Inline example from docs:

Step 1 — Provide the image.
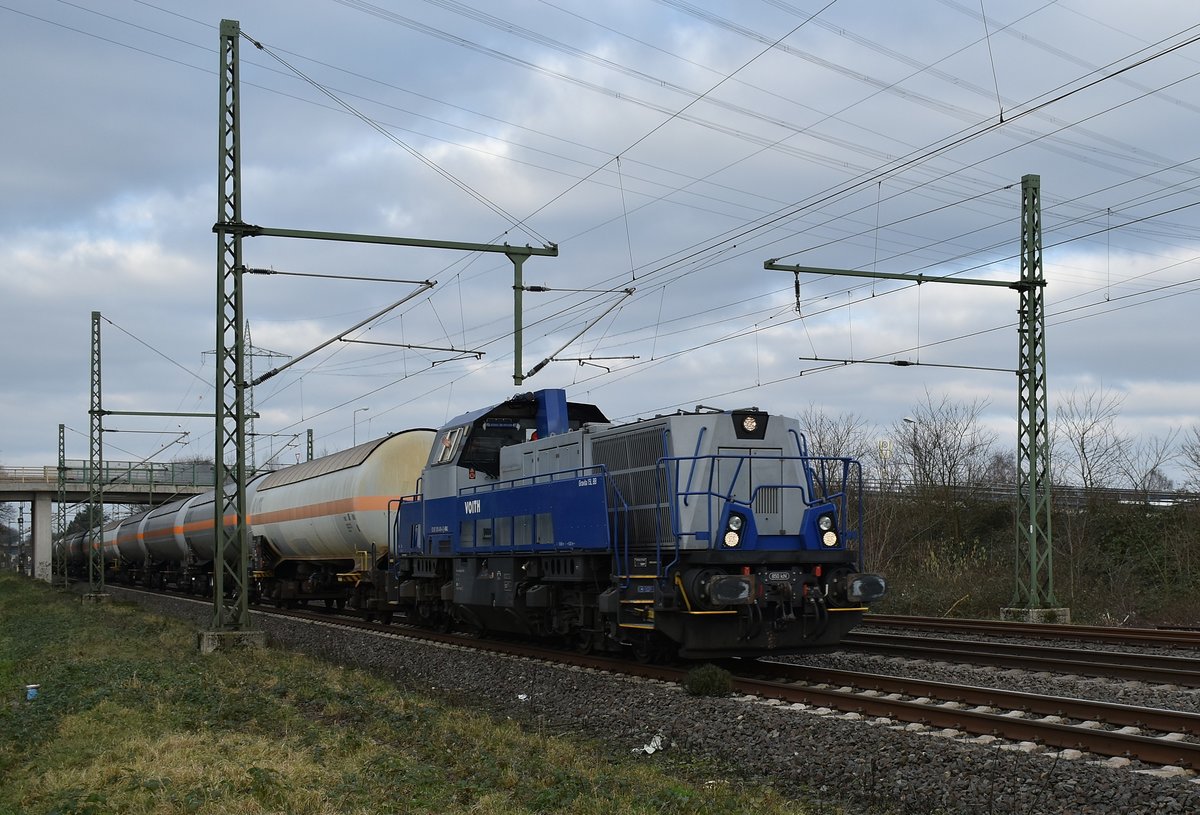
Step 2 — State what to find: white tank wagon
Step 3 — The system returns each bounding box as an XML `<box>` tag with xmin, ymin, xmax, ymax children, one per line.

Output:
<box><xmin>180</xmin><ymin>476</ymin><xmax>266</xmax><ymax>567</ymax></box>
<box><xmin>129</xmin><ymin>493</ymin><xmax>209</xmax><ymax>589</ymax></box>
<box><xmin>250</xmin><ymin>429</ymin><xmax>434</xmax><ymax>610</ymax></box>
<box><xmin>141</xmin><ymin>495</ymin><xmax>198</xmax><ymax>565</ymax></box>
<box><xmin>113</xmin><ymin>511</ymin><xmax>150</xmax><ymax>567</ymax></box>
<box><xmin>100</xmin><ymin>516</ymin><xmax>123</xmax><ymax>566</ymax></box>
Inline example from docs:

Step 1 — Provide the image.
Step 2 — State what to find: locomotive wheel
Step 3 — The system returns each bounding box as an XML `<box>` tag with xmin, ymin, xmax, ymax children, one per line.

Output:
<box><xmin>572</xmin><ymin>630</ymin><xmax>595</xmax><ymax>654</ymax></box>
<box><xmin>631</xmin><ymin>632</ymin><xmax>676</xmax><ymax>664</ymax></box>
<box><xmin>631</xmin><ymin>634</ymin><xmax>656</xmax><ymax>664</ymax></box>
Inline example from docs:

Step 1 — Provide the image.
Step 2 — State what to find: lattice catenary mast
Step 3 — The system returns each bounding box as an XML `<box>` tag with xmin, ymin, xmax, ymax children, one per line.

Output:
<box><xmin>765</xmin><ymin>174</ymin><xmax>1055</xmax><ymax>615</ymax></box>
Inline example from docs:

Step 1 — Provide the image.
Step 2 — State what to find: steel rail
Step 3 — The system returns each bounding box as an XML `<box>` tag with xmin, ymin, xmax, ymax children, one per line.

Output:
<box><xmin>865</xmin><ymin>614</ymin><xmax>1200</xmax><ymax>648</ymax></box>
<box><xmin>726</xmin><ymin>672</ymin><xmax>1200</xmax><ymax>768</ymax></box>
<box><xmin>746</xmin><ymin>661</ymin><xmax>1200</xmax><ymax>735</ymax></box>
<box><xmin>840</xmin><ymin>632</ymin><xmax>1200</xmax><ymax>686</ymax></box>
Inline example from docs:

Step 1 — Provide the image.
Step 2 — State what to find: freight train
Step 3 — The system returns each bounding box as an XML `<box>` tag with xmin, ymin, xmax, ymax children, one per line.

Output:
<box><xmin>64</xmin><ymin>389</ymin><xmax>885</xmax><ymax>658</ymax></box>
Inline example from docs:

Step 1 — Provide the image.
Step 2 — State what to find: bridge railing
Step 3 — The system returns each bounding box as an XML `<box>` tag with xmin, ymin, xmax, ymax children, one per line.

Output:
<box><xmin>0</xmin><ymin>460</ymin><xmax>217</xmax><ymax>489</ymax></box>
<box><xmin>863</xmin><ymin>479</ymin><xmax>1199</xmax><ymax>507</ymax></box>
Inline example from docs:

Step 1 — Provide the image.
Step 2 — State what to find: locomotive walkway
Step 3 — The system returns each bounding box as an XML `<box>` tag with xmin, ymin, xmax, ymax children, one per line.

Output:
<box><xmin>0</xmin><ymin>460</ymin><xmax>213</xmax><ymax>582</ymax></box>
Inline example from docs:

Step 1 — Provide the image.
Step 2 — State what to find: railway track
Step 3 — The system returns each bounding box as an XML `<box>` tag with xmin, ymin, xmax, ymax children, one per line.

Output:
<box><xmin>319</xmin><ymin>611</ymin><xmax>1200</xmax><ymax>769</ymax></box>
<box><xmin>866</xmin><ymin>613</ymin><xmax>1200</xmax><ymax>649</ymax></box>
<box><xmin>105</xmin><ymin>587</ymin><xmax>1200</xmax><ymax>770</ymax></box>
<box><xmin>840</xmin><ymin>631</ymin><xmax>1200</xmax><ymax>687</ymax></box>
<box><xmin>730</xmin><ymin>661</ymin><xmax>1200</xmax><ymax>770</ymax></box>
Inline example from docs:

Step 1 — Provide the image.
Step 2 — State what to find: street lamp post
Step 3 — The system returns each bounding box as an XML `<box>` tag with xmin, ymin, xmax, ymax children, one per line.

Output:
<box><xmin>353</xmin><ymin>407</ymin><xmax>370</xmax><ymax>446</ymax></box>
<box><xmin>903</xmin><ymin>416</ymin><xmax>919</xmax><ymax>487</ymax></box>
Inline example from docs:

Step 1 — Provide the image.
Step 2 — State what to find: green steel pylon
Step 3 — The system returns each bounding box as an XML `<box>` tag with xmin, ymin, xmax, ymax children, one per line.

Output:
<box><xmin>764</xmin><ymin>173</ymin><xmax>1054</xmax><ymax>611</ymax></box>
<box><xmin>1011</xmin><ymin>174</ymin><xmax>1055</xmax><ymax>608</ymax></box>
<box><xmin>87</xmin><ymin>311</ymin><xmax>105</xmax><ymax>594</ymax></box>
<box><xmin>212</xmin><ymin>18</ymin><xmax>252</xmax><ymax>631</ymax></box>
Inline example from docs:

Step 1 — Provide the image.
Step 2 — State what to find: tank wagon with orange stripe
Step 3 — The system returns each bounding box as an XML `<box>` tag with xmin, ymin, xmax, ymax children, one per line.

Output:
<box><xmin>70</xmin><ymin>430</ymin><xmax>434</xmax><ymax>611</ymax></box>
<box><xmin>389</xmin><ymin>389</ymin><xmax>886</xmax><ymax>659</ymax></box>
<box><xmin>250</xmin><ymin>429</ymin><xmax>433</xmax><ymax>609</ymax></box>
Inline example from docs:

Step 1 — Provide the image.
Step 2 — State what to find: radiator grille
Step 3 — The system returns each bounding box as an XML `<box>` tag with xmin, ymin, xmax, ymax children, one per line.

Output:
<box><xmin>592</xmin><ymin>427</ymin><xmax>670</xmax><ymax>552</ymax></box>
<box><xmin>754</xmin><ymin>486</ymin><xmax>780</xmax><ymax>515</ymax></box>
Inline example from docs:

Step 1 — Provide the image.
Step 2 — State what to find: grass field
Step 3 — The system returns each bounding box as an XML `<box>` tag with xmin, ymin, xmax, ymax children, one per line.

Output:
<box><xmin>0</xmin><ymin>574</ymin><xmax>829</xmax><ymax>815</ymax></box>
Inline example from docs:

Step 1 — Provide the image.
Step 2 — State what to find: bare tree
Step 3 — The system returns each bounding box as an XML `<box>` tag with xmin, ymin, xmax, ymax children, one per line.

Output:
<box><xmin>798</xmin><ymin>405</ymin><xmax>873</xmax><ymax>460</ymax></box>
<box><xmin>1054</xmin><ymin>388</ymin><xmax>1128</xmax><ymax>488</ymax></box>
<box><xmin>896</xmin><ymin>391</ymin><xmax>998</xmax><ymax>491</ymax></box>
<box><xmin>981</xmin><ymin>449</ymin><xmax>1017</xmax><ymax>486</ymax></box>
<box><xmin>1180</xmin><ymin>425</ymin><xmax>1200</xmax><ymax>491</ymax></box>
<box><xmin>1118</xmin><ymin>429</ymin><xmax>1179</xmax><ymax>493</ymax></box>
<box><xmin>886</xmin><ymin>391</ymin><xmax>999</xmax><ymax>550</ymax></box>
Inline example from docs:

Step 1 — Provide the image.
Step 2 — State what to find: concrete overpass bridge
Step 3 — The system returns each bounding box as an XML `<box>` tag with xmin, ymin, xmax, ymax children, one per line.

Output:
<box><xmin>0</xmin><ymin>460</ymin><xmax>215</xmax><ymax>580</ymax></box>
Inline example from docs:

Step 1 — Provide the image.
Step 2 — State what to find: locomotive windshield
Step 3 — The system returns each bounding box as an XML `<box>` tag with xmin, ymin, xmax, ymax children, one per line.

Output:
<box><xmin>458</xmin><ymin>418</ymin><xmax>526</xmax><ymax>478</ymax></box>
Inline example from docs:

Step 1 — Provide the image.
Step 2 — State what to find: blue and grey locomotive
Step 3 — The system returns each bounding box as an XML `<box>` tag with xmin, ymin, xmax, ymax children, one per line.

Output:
<box><xmin>389</xmin><ymin>389</ymin><xmax>885</xmax><ymax>658</ymax></box>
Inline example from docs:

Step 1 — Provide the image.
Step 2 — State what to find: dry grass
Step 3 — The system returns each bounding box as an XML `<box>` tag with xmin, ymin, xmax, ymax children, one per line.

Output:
<box><xmin>0</xmin><ymin>575</ymin><xmax>835</xmax><ymax>815</ymax></box>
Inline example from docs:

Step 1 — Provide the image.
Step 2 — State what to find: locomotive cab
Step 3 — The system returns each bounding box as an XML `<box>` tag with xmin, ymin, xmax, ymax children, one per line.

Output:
<box><xmin>420</xmin><ymin>390</ymin><xmax>609</xmax><ymax>500</ymax></box>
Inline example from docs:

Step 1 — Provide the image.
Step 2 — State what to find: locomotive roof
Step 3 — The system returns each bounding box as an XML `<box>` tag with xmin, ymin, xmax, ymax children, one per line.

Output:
<box><xmin>442</xmin><ymin>390</ymin><xmax>608</xmax><ymax>430</ymax></box>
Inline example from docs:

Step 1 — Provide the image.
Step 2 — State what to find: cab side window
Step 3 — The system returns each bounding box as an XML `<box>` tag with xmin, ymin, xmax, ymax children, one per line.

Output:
<box><xmin>435</xmin><ymin>427</ymin><xmax>466</xmax><ymax>465</ymax></box>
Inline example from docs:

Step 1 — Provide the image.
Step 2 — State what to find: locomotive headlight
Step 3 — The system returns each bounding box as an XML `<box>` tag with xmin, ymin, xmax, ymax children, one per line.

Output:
<box><xmin>741</xmin><ymin>415</ymin><xmax>758</xmax><ymax>433</ymax></box>
<box><xmin>723</xmin><ymin>512</ymin><xmax>745</xmax><ymax>546</ymax></box>
<box><xmin>822</xmin><ymin>531</ymin><xmax>839</xmax><ymax>547</ymax></box>
<box><xmin>817</xmin><ymin>513</ymin><xmax>835</xmax><ymax>532</ymax></box>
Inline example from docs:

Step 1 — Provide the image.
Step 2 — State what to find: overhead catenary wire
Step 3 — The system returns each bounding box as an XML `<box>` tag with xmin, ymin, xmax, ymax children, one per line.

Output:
<box><xmin>9</xmin><ymin>0</ymin><xmax>1200</xmax><ymax>453</ymax></box>
<box><xmin>240</xmin><ymin>29</ymin><xmax>551</xmax><ymax>247</ymax></box>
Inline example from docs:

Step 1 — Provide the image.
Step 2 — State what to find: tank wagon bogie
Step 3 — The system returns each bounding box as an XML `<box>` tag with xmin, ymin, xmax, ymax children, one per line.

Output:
<box><xmin>390</xmin><ymin>389</ymin><xmax>885</xmax><ymax>658</ymax></box>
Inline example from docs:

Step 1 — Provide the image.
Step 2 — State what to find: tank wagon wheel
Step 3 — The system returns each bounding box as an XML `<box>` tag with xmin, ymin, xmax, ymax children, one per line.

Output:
<box><xmin>378</xmin><ymin>611</ymin><xmax>394</xmax><ymax>625</ymax></box>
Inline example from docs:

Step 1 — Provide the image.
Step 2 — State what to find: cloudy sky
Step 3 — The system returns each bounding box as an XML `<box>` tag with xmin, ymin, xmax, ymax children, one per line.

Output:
<box><xmin>2</xmin><ymin>0</ymin><xmax>1198</xmax><ymax>484</ymax></box>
